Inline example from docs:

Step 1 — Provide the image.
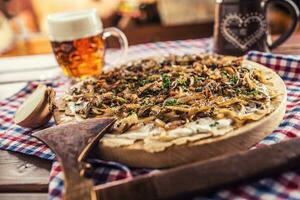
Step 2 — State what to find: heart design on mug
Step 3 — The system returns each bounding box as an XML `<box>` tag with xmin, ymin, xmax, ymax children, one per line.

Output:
<box><xmin>221</xmin><ymin>13</ymin><xmax>267</xmax><ymax>50</ymax></box>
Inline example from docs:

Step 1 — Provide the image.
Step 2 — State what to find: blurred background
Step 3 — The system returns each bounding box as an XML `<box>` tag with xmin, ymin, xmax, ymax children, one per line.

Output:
<box><xmin>0</xmin><ymin>0</ymin><xmax>299</xmax><ymax>57</ymax></box>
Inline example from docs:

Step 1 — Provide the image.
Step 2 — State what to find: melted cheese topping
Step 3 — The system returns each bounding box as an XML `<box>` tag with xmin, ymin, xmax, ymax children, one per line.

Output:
<box><xmin>100</xmin><ymin>117</ymin><xmax>233</xmax><ymax>153</ymax></box>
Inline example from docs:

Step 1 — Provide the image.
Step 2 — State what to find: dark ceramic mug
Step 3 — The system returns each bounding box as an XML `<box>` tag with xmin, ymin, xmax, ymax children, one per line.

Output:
<box><xmin>214</xmin><ymin>0</ymin><xmax>299</xmax><ymax>56</ymax></box>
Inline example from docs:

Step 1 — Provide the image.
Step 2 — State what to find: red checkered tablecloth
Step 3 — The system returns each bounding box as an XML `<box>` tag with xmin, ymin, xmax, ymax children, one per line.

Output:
<box><xmin>1</xmin><ymin>39</ymin><xmax>300</xmax><ymax>200</ymax></box>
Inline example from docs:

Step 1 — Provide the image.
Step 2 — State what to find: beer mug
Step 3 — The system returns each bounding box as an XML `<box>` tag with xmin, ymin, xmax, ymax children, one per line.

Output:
<box><xmin>214</xmin><ymin>0</ymin><xmax>299</xmax><ymax>56</ymax></box>
<box><xmin>47</xmin><ymin>9</ymin><xmax>128</xmax><ymax>77</ymax></box>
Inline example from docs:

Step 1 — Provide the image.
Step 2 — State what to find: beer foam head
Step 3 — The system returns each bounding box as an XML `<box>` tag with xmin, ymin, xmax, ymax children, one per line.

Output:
<box><xmin>46</xmin><ymin>9</ymin><xmax>103</xmax><ymax>42</ymax></box>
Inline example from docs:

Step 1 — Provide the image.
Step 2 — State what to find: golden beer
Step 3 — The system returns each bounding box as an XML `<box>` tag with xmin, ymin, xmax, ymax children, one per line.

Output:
<box><xmin>47</xmin><ymin>9</ymin><xmax>128</xmax><ymax>78</ymax></box>
<box><xmin>51</xmin><ymin>34</ymin><xmax>105</xmax><ymax>77</ymax></box>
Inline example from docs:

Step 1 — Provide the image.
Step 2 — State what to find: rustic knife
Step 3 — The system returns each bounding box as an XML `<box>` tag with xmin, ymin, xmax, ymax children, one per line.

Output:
<box><xmin>33</xmin><ymin>118</ymin><xmax>115</xmax><ymax>200</ymax></box>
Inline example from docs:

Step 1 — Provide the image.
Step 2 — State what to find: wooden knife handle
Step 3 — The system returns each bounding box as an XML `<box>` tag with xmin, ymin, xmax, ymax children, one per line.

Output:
<box><xmin>93</xmin><ymin>137</ymin><xmax>300</xmax><ymax>200</ymax></box>
<box><xmin>33</xmin><ymin>118</ymin><xmax>115</xmax><ymax>200</ymax></box>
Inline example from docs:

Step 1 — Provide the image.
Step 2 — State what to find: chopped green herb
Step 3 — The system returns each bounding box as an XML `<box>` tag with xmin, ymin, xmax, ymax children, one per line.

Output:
<box><xmin>182</xmin><ymin>85</ymin><xmax>189</xmax><ymax>92</ymax></box>
<box><xmin>235</xmin><ymin>88</ymin><xmax>242</xmax><ymax>94</ymax></box>
<box><xmin>138</xmin><ymin>79</ymin><xmax>146</xmax><ymax>86</ymax></box>
<box><xmin>210</xmin><ymin>121</ymin><xmax>220</xmax><ymax>127</ymax></box>
<box><xmin>247</xmin><ymin>89</ymin><xmax>259</xmax><ymax>96</ymax></box>
<box><xmin>128</xmin><ymin>110</ymin><xmax>136</xmax><ymax>115</ymax></box>
<box><xmin>195</xmin><ymin>76</ymin><xmax>206</xmax><ymax>82</ymax></box>
<box><xmin>222</xmin><ymin>71</ymin><xmax>230</xmax><ymax>77</ymax></box>
<box><xmin>162</xmin><ymin>74</ymin><xmax>171</xmax><ymax>89</ymax></box>
<box><xmin>230</xmin><ymin>75</ymin><xmax>239</xmax><ymax>84</ymax></box>
<box><xmin>164</xmin><ymin>99</ymin><xmax>178</xmax><ymax>106</ymax></box>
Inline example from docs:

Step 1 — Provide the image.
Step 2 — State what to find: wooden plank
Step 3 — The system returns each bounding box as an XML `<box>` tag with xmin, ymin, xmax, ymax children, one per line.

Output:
<box><xmin>272</xmin><ymin>33</ymin><xmax>300</xmax><ymax>55</ymax></box>
<box><xmin>0</xmin><ymin>150</ymin><xmax>51</xmax><ymax>192</ymax></box>
<box><xmin>94</xmin><ymin>137</ymin><xmax>300</xmax><ymax>200</ymax></box>
<box><xmin>273</xmin><ymin>46</ymin><xmax>300</xmax><ymax>55</ymax></box>
<box><xmin>0</xmin><ymin>193</ymin><xmax>48</xmax><ymax>200</ymax></box>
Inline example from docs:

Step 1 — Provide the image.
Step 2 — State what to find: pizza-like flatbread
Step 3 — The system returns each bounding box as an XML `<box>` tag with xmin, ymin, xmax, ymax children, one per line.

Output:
<box><xmin>54</xmin><ymin>54</ymin><xmax>285</xmax><ymax>165</ymax></box>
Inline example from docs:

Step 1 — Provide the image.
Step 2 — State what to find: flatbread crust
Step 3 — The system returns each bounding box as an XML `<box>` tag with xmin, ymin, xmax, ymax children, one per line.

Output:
<box><xmin>54</xmin><ymin>59</ymin><xmax>286</xmax><ymax>168</ymax></box>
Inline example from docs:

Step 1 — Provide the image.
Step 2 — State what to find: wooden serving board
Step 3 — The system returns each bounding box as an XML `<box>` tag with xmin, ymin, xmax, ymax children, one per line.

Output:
<box><xmin>54</xmin><ymin>61</ymin><xmax>287</xmax><ymax>168</ymax></box>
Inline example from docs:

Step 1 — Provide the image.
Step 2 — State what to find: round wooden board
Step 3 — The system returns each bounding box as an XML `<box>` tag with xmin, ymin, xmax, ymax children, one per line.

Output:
<box><xmin>54</xmin><ymin>60</ymin><xmax>287</xmax><ymax>169</ymax></box>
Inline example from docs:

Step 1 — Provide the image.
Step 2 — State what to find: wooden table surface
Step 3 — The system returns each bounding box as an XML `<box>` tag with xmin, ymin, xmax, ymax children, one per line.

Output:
<box><xmin>0</xmin><ymin>34</ymin><xmax>299</xmax><ymax>200</ymax></box>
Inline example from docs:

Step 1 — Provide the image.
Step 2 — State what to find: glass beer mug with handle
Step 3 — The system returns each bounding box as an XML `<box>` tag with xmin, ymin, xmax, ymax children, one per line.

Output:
<box><xmin>47</xmin><ymin>9</ymin><xmax>128</xmax><ymax>77</ymax></box>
